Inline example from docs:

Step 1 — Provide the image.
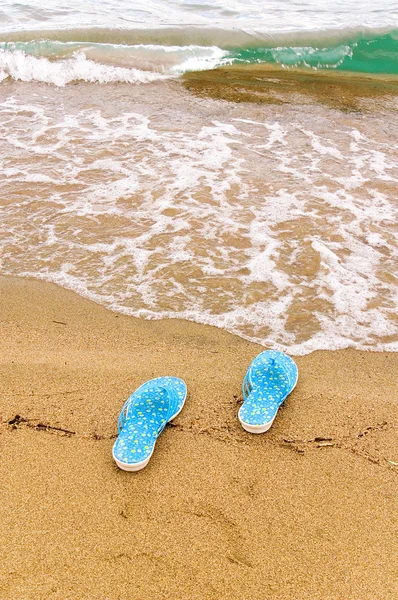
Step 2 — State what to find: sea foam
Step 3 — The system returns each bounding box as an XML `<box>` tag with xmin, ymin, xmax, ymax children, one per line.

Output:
<box><xmin>0</xmin><ymin>49</ymin><xmax>168</xmax><ymax>85</ymax></box>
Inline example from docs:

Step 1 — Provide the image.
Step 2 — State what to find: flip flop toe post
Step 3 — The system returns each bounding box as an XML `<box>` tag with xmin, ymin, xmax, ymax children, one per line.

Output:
<box><xmin>239</xmin><ymin>351</ymin><xmax>298</xmax><ymax>434</ymax></box>
<box><xmin>112</xmin><ymin>376</ymin><xmax>187</xmax><ymax>471</ymax></box>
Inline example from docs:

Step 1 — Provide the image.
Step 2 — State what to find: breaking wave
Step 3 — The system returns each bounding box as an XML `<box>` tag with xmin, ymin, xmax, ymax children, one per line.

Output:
<box><xmin>0</xmin><ymin>27</ymin><xmax>397</xmax><ymax>86</ymax></box>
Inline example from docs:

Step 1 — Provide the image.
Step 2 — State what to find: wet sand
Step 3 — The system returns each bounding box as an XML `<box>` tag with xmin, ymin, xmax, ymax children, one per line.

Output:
<box><xmin>2</xmin><ymin>78</ymin><xmax>397</xmax><ymax>353</ymax></box>
<box><xmin>183</xmin><ymin>64</ymin><xmax>398</xmax><ymax>112</ymax></box>
<box><xmin>0</xmin><ymin>275</ymin><xmax>397</xmax><ymax>600</ymax></box>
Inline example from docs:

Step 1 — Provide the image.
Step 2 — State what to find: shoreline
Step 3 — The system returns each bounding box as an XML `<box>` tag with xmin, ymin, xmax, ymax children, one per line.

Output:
<box><xmin>0</xmin><ymin>274</ymin><xmax>397</xmax><ymax>599</ymax></box>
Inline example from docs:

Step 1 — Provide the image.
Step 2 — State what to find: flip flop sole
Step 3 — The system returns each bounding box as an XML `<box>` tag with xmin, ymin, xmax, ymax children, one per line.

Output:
<box><xmin>113</xmin><ymin>450</ymin><xmax>154</xmax><ymax>472</ymax></box>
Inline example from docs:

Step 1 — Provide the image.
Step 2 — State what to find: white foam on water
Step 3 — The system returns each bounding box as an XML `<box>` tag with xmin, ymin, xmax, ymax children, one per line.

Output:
<box><xmin>0</xmin><ymin>42</ymin><xmax>234</xmax><ymax>85</ymax></box>
<box><xmin>0</xmin><ymin>49</ymin><xmax>168</xmax><ymax>86</ymax></box>
<box><xmin>0</xmin><ymin>92</ymin><xmax>397</xmax><ymax>354</ymax></box>
<box><xmin>169</xmin><ymin>46</ymin><xmax>230</xmax><ymax>73</ymax></box>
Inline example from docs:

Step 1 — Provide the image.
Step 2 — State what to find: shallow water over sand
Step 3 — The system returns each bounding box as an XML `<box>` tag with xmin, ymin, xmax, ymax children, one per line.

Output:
<box><xmin>0</xmin><ymin>71</ymin><xmax>397</xmax><ymax>353</ymax></box>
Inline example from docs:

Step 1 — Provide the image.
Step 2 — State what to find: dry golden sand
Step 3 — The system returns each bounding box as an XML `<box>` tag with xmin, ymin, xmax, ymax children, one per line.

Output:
<box><xmin>0</xmin><ymin>275</ymin><xmax>397</xmax><ymax>600</ymax></box>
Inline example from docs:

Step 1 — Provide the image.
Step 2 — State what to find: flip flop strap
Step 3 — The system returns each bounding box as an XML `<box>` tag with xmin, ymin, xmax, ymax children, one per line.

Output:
<box><xmin>141</xmin><ymin>380</ymin><xmax>180</xmax><ymax>419</ymax></box>
<box><xmin>118</xmin><ymin>383</ymin><xmax>180</xmax><ymax>434</ymax></box>
<box><xmin>242</xmin><ymin>370</ymin><xmax>252</xmax><ymax>402</ymax></box>
<box><xmin>243</xmin><ymin>353</ymin><xmax>297</xmax><ymax>401</ymax></box>
<box><xmin>243</xmin><ymin>355</ymin><xmax>276</xmax><ymax>401</ymax></box>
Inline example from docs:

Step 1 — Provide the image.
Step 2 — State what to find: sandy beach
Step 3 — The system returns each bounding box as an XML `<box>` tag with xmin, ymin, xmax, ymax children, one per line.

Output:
<box><xmin>1</xmin><ymin>1</ymin><xmax>397</xmax><ymax>598</ymax></box>
<box><xmin>0</xmin><ymin>274</ymin><xmax>396</xmax><ymax>599</ymax></box>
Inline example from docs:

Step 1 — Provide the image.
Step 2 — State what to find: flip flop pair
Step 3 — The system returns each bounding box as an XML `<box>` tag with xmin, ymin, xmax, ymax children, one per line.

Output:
<box><xmin>112</xmin><ymin>351</ymin><xmax>298</xmax><ymax>471</ymax></box>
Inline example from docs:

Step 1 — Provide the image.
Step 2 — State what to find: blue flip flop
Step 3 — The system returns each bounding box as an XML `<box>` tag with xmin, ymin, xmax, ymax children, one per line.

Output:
<box><xmin>112</xmin><ymin>376</ymin><xmax>187</xmax><ymax>471</ymax></box>
<box><xmin>239</xmin><ymin>351</ymin><xmax>298</xmax><ymax>433</ymax></box>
